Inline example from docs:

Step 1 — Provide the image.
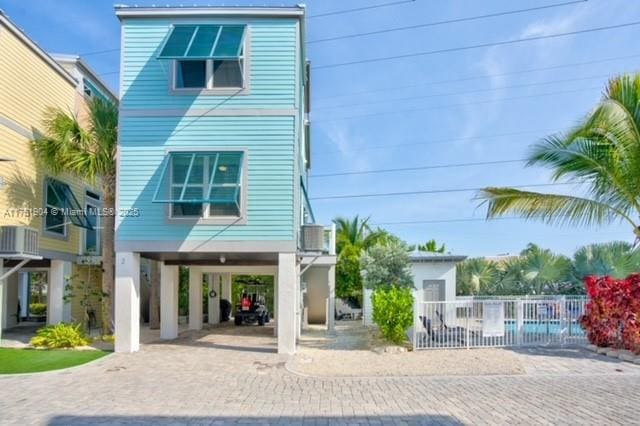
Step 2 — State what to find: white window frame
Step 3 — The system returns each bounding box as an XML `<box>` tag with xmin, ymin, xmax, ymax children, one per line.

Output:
<box><xmin>83</xmin><ymin>194</ymin><xmax>102</xmax><ymax>256</ymax></box>
<box><xmin>169</xmin><ymin>27</ymin><xmax>251</xmax><ymax>96</ymax></box>
<box><xmin>167</xmin><ymin>150</ymin><xmax>248</xmax><ymax>225</ymax></box>
<box><xmin>43</xmin><ymin>178</ymin><xmax>68</xmax><ymax>239</ymax></box>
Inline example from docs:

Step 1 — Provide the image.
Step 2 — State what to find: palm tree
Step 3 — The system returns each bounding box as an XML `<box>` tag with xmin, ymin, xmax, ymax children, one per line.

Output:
<box><xmin>572</xmin><ymin>241</ymin><xmax>640</xmax><ymax>281</ymax></box>
<box><xmin>333</xmin><ymin>215</ymin><xmax>385</xmax><ymax>252</ymax></box>
<box><xmin>512</xmin><ymin>244</ymin><xmax>572</xmax><ymax>295</ymax></box>
<box><xmin>479</xmin><ymin>74</ymin><xmax>640</xmax><ymax>240</ymax></box>
<box><xmin>456</xmin><ymin>258</ymin><xmax>500</xmax><ymax>295</ymax></box>
<box><xmin>417</xmin><ymin>239</ymin><xmax>446</xmax><ymax>253</ymax></box>
<box><xmin>31</xmin><ymin>97</ymin><xmax>117</xmax><ymax>334</ymax></box>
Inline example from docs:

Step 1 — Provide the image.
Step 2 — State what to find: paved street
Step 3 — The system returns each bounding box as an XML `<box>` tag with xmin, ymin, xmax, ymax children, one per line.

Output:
<box><xmin>1</xmin><ymin>324</ymin><xmax>639</xmax><ymax>425</ymax></box>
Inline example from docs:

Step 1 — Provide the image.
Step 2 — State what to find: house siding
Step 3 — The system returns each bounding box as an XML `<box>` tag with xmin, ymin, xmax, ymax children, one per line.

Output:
<box><xmin>117</xmin><ymin>17</ymin><xmax>301</xmax><ymax>245</ymax></box>
<box><xmin>0</xmin><ymin>19</ymin><xmax>101</xmax><ymax>257</ymax></box>
<box><xmin>120</xmin><ymin>19</ymin><xmax>297</xmax><ymax>110</ymax></box>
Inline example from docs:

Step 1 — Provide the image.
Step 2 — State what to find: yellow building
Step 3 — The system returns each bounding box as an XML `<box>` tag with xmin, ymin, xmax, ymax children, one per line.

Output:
<box><xmin>0</xmin><ymin>10</ymin><xmax>117</xmax><ymax>336</ymax></box>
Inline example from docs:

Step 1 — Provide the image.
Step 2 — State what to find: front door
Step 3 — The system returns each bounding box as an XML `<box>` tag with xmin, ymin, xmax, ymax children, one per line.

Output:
<box><xmin>422</xmin><ymin>279</ymin><xmax>445</xmax><ymax>302</ymax></box>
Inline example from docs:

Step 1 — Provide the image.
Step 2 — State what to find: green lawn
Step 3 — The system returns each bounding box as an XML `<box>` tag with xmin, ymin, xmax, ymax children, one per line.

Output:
<box><xmin>0</xmin><ymin>348</ymin><xmax>110</xmax><ymax>374</ymax></box>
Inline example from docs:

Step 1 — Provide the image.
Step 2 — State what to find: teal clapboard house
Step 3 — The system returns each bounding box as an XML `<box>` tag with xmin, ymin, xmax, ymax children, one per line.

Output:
<box><xmin>114</xmin><ymin>5</ymin><xmax>336</xmax><ymax>355</ymax></box>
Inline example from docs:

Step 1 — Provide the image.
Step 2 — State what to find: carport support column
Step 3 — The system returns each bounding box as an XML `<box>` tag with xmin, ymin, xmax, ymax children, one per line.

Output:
<box><xmin>207</xmin><ymin>273</ymin><xmax>220</xmax><ymax>325</ymax></box>
<box><xmin>48</xmin><ymin>260</ymin><xmax>72</xmax><ymax>325</ymax></box>
<box><xmin>115</xmin><ymin>252</ymin><xmax>141</xmax><ymax>353</ymax></box>
<box><xmin>160</xmin><ymin>263</ymin><xmax>179</xmax><ymax>340</ymax></box>
<box><xmin>327</xmin><ymin>265</ymin><xmax>336</xmax><ymax>332</ymax></box>
<box><xmin>0</xmin><ymin>260</ymin><xmax>4</xmax><ymax>341</ymax></box>
<box><xmin>277</xmin><ymin>253</ymin><xmax>297</xmax><ymax>354</ymax></box>
<box><xmin>189</xmin><ymin>267</ymin><xmax>203</xmax><ymax>330</ymax></box>
<box><xmin>221</xmin><ymin>272</ymin><xmax>231</xmax><ymax>302</ymax></box>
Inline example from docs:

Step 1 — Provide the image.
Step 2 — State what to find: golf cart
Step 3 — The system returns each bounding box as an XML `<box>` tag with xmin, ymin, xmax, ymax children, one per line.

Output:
<box><xmin>234</xmin><ymin>284</ymin><xmax>270</xmax><ymax>326</ymax></box>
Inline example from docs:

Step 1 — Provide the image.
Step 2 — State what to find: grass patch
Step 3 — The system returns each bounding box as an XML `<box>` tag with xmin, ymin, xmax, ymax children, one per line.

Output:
<box><xmin>0</xmin><ymin>348</ymin><xmax>109</xmax><ymax>374</ymax></box>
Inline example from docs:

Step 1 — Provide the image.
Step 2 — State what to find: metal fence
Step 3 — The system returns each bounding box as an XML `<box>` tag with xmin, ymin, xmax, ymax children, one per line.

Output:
<box><xmin>414</xmin><ymin>296</ymin><xmax>588</xmax><ymax>350</ymax></box>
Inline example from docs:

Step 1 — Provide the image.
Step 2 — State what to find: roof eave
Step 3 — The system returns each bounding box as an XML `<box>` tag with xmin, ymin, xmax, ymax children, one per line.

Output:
<box><xmin>115</xmin><ymin>6</ymin><xmax>305</xmax><ymax>20</ymax></box>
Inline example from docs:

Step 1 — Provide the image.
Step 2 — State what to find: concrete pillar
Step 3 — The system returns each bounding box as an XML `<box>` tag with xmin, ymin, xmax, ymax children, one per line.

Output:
<box><xmin>19</xmin><ymin>272</ymin><xmax>28</xmax><ymax>318</ymax></box>
<box><xmin>220</xmin><ymin>272</ymin><xmax>231</xmax><ymax>302</ymax></box>
<box><xmin>189</xmin><ymin>267</ymin><xmax>203</xmax><ymax>330</ymax></box>
<box><xmin>0</xmin><ymin>260</ymin><xmax>4</xmax><ymax>339</ymax></box>
<box><xmin>48</xmin><ymin>260</ymin><xmax>71</xmax><ymax>325</ymax></box>
<box><xmin>115</xmin><ymin>252</ymin><xmax>141</xmax><ymax>353</ymax></box>
<box><xmin>327</xmin><ymin>265</ymin><xmax>335</xmax><ymax>332</ymax></box>
<box><xmin>160</xmin><ymin>263</ymin><xmax>179</xmax><ymax>340</ymax></box>
<box><xmin>277</xmin><ymin>253</ymin><xmax>297</xmax><ymax>354</ymax></box>
<box><xmin>207</xmin><ymin>273</ymin><xmax>220</xmax><ymax>325</ymax></box>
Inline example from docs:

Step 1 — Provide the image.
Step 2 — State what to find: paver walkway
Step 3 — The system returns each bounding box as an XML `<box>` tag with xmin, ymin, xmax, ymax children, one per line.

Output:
<box><xmin>1</xmin><ymin>322</ymin><xmax>639</xmax><ymax>425</ymax></box>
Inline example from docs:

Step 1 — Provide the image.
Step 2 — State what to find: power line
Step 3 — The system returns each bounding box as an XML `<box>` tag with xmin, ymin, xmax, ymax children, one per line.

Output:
<box><xmin>314</xmin><ymin>73</ymin><xmax>616</xmax><ymax>111</ymax></box>
<box><xmin>314</xmin><ymin>53</ymin><xmax>640</xmax><ymax>101</ymax></box>
<box><xmin>313</xmin><ymin>21</ymin><xmax>640</xmax><ymax>70</ymax></box>
<box><xmin>372</xmin><ymin>216</ymin><xmax>532</xmax><ymax>226</ymax></box>
<box><xmin>81</xmin><ymin>48</ymin><xmax>119</xmax><ymax>57</ymax></box>
<box><xmin>311</xmin><ymin>182</ymin><xmax>578</xmax><ymax>200</ymax></box>
<box><xmin>315</xmin><ymin>127</ymin><xmax>562</xmax><ymax>155</ymax></box>
<box><xmin>308</xmin><ymin>0</ymin><xmax>416</xmax><ymax>19</ymax></box>
<box><xmin>311</xmin><ymin>159</ymin><xmax>526</xmax><ymax>178</ymax></box>
<box><xmin>308</xmin><ymin>0</ymin><xmax>587</xmax><ymax>43</ymax></box>
<box><xmin>314</xmin><ymin>86</ymin><xmax>600</xmax><ymax>123</ymax></box>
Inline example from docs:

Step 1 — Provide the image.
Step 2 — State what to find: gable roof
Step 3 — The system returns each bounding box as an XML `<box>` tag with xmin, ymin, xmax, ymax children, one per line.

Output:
<box><xmin>0</xmin><ymin>9</ymin><xmax>76</xmax><ymax>86</ymax></box>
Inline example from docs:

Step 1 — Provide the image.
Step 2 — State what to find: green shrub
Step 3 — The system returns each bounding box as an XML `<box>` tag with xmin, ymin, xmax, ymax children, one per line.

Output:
<box><xmin>372</xmin><ymin>286</ymin><xmax>414</xmax><ymax>344</ymax></box>
<box><xmin>29</xmin><ymin>303</ymin><xmax>47</xmax><ymax>316</ymax></box>
<box><xmin>30</xmin><ymin>323</ymin><xmax>90</xmax><ymax>349</ymax></box>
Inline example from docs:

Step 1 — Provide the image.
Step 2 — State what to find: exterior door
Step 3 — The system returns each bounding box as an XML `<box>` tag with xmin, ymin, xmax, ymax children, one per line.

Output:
<box><xmin>422</xmin><ymin>279</ymin><xmax>445</xmax><ymax>302</ymax></box>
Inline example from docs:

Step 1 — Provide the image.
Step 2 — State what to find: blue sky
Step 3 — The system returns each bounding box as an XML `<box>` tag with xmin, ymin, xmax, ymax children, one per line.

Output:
<box><xmin>2</xmin><ymin>0</ymin><xmax>639</xmax><ymax>257</ymax></box>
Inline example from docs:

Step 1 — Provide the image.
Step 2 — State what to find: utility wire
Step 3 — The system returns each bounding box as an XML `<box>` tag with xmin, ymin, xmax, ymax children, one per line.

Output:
<box><xmin>311</xmin><ymin>182</ymin><xmax>579</xmax><ymax>200</ymax></box>
<box><xmin>314</xmin><ymin>73</ymin><xmax>617</xmax><ymax>111</ymax></box>
<box><xmin>372</xmin><ymin>216</ymin><xmax>534</xmax><ymax>225</ymax></box>
<box><xmin>315</xmin><ymin>86</ymin><xmax>600</xmax><ymax>123</ymax></box>
<box><xmin>314</xmin><ymin>53</ymin><xmax>640</xmax><ymax>101</ymax></box>
<box><xmin>311</xmin><ymin>159</ymin><xmax>526</xmax><ymax>178</ymax></box>
<box><xmin>309</xmin><ymin>0</ymin><xmax>587</xmax><ymax>43</ymax></box>
<box><xmin>308</xmin><ymin>0</ymin><xmax>416</xmax><ymax>19</ymax></box>
<box><xmin>313</xmin><ymin>21</ymin><xmax>640</xmax><ymax>70</ymax></box>
<box><xmin>315</xmin><ymin>128</ymin><xmax>562</xmax><ymax>155</ymax></box>
<box><xmin>81</xmin><ymin>48</ymin><xmax>119</xmax><ymax>57</ymax></box>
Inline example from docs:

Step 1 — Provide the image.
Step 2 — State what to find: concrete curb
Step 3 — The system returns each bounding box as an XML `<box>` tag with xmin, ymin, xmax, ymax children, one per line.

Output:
<box><xmin>584</xmin><ymin>344</ymin><xmax>640</xmax><ymax>365</ymax></box>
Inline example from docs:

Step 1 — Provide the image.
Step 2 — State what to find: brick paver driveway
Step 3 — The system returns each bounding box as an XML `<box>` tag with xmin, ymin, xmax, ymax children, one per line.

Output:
<box><xmin>1</xmin><ymin>324</ymin><xmax>639</xmax><ymax>425</ymax></box>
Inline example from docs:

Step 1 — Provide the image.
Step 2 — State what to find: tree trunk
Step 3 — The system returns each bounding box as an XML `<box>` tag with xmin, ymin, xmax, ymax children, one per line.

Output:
<box><xmin>101</xmin><ymin>190</ymin><xmax>116</xmax><ymax>335</ymax></box>
<box><xmin>149</xmin><ymin>259</ymin><xmax>160</xmax><ymax>329</ymax></box>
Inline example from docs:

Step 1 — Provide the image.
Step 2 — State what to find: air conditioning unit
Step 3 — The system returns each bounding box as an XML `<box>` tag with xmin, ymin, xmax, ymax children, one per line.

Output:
<box><xmin>301</xmin><ymin>224</ymin><xmax>325</xmax><ymax>252</ymax></box>
<box><xmin>0</xmin><ymin>226</ymin><xmax>39</xmax><ymax>258</ymax></box>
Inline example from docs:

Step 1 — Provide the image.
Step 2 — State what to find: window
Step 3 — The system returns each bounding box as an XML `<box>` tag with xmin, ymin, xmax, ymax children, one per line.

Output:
<box><xmin>174</xmin><ymin>59</ymin><xmax>244</xmax><ymax>90</ymax></box>
<box><xmin>45</xmin><ymin>180</ymin><xmax>67</xmax><ymax>236</ymax></box>
<box><xmin>84</xmin><ymin>191</ymin><xmax>101</xmax><ymax>255</ymax></box>
<box><xmin>175</xmin><ymin>60</ymin><xmax>207</xmax><ymax>89</ymax></box>
<box><xmin>43</xmin><ymin>178</ymin><xmax>93</xmax><ymax>237</ymax></box>
<box><xmin>158</xmin><ymin>24</ymin><xmax>247</xmax><ymax>92</ymax></box>
<box><xmin>153</xmin><ymin>151</ymin><xmax>245</xmax><ymax>220</ymax></box>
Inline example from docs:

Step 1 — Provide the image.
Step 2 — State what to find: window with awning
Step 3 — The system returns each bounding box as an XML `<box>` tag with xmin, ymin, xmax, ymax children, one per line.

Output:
<box><xmin>152</xmin><ymin>151</ymin><xmax>244</xmax><ymax>218</ymax></box>
<box><xmin>44</xmin><ymin>178</ymin><xmax>93</xmax><ymax>235</ymax></box>
<box><xmin>158</xmin><ymin>25</ymin><xmax>246</xmax><ymax>60</ymax></box>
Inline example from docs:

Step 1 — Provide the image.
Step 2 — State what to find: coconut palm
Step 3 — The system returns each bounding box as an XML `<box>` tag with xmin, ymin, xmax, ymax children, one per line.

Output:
<box><xmin>456</xmin><ymin>258</ymin><xmax>500</xmax><ymax>295</ymax></box>
<box><xmin>572</xmin><ymin>241</ymin><xmax>640</xmax><ymax>281</ymax></box>
<box><xmin>31</xmin><ymin>97</ymin><xmax>117</xmax><ymax>334</ymax></box>
<box><xmin>479</xmin><ymin>74</ymin><xmax>640</xmax><ymax>240</ymax></box>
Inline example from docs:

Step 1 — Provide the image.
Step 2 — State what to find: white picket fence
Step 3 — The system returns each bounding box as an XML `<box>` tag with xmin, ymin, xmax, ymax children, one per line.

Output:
<box><xmin>414</xmin><ymin>296</ymin><xmax>588</xmax><ymax>350</ymax></box>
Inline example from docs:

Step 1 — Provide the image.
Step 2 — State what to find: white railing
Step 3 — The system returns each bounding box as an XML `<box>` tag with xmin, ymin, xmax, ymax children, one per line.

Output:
<box><xmin>414</xmin><ymin>296</ymin><xmax>588</xmax><ymax>350</ymax></box>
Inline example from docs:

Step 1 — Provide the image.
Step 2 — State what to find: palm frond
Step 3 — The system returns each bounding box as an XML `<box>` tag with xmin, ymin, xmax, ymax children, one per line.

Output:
<box><xmin>478</xmin><ymin>187</ymin><xmax>635</xmax><ymax>228</ymax></box>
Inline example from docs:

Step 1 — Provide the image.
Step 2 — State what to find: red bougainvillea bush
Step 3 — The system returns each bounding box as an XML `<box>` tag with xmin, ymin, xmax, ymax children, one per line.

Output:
<box><xmin>580</xmin><ymin>274</ymin><xmax>640</xmax><ymax>353</ymax></box>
